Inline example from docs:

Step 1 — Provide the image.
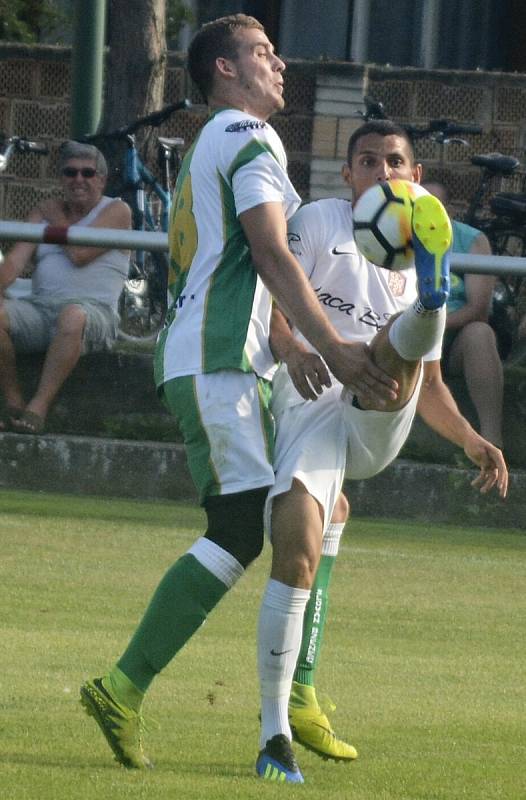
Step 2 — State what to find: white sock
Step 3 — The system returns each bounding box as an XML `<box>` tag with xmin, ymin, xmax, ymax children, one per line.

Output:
<box><xmin>258</xmin><ymin>578</ymin><xmax>310</xmax><ymax>748</ymax></box>
<box><xmin>388</xmin><ymin>301</ymin><xmax>446</xmax><ymax>361</ymax></box>
<box><xmin>322</xmin><ymin>522</ymin><xmax>344</xmax><ymax>557</ymax></box>
<box><xmin>187</xmin><ymin>537</ymin><xmax>244</xmax><ymax>589</ymax></box>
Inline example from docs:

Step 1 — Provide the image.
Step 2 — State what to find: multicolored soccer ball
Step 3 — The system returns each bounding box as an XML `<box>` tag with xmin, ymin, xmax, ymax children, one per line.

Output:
<box><xmin>353</xmin><ymin>179</ymin><xmax>429</xmax><ymax>269</ymax></box>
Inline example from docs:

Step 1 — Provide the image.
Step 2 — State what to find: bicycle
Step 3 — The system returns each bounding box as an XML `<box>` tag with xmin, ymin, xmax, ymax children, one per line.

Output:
<box><xmin>81</xmin><ymin>98</ymin><xmax>191</xmax><ymax>340</ymax></box>
<box><xmin>0</xmin><ymin>135</ymin><xmax>49</xmax><ymax>275</ymax></box>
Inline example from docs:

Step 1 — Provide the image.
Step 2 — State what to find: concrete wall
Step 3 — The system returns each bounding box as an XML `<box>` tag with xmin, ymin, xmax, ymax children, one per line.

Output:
<box><xmin>1</xmin><ymin>349</ymin><xmax>524</xmax><ymax>530</ymax></box>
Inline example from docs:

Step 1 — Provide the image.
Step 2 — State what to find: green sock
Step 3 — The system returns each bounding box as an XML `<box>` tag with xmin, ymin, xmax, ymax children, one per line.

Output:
<box><xmin>293</xmin><ymin>553</ymin><xmax>336</xmax><ymax>688</ymax></box>
<box><xmin>116</xmin><ymin>554</ymin><xmax>229</xmax><ymax>693</ymax></box>
<box><xmin>103</xmin><ymin>665</ymin><xmax>144</xmax><ymax>713</ymax></box>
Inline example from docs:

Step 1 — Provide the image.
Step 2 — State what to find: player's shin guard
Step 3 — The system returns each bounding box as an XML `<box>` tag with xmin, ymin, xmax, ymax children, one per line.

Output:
<box><xmin>117</xmin><ymin>553</ymin><xmax>232</xmax><ymax>692</ymax></box>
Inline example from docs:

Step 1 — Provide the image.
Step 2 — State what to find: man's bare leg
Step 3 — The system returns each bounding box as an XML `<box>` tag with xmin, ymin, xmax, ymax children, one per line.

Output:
<box><xmin>0</xmin><ymin>308</ymin><xmax>25</xmax><ymax>425</ymax></box>
<box><xmin>14</xmin><ymin>305</ymin><xmax>86</xmax><ymax>428</ymax></box>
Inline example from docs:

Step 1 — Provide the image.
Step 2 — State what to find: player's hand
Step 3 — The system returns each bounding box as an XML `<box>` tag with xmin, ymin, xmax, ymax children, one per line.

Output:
<box><xmin>327</xmin><ymin>340</ymin><xmax>398</xmax><ymax>407</ymax></box>
<box><xmin>464</xmin><ymin>436</ymin><xmax>508</xmax><ymax>498</ymax></box>
<box><xmin>283</xmin><ymin>346</ymin><xmax>331</xmax><ymax>401</ymax></box>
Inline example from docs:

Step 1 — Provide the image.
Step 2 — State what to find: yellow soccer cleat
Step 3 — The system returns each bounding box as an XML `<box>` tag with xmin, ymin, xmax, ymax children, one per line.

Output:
<box><xmin>80</xmin><ymin>677</ymin><xmax>153</xmax><ymax>769</ymax></box>
<box><xmin>288</xmin><ymin>682</ymin><xmax>358</xmax><ymax>762</ymax></box>
<box><xmin>412</xmin><ymin>193</ymin><xmax>452</xmax><ymax>310</ymax></box>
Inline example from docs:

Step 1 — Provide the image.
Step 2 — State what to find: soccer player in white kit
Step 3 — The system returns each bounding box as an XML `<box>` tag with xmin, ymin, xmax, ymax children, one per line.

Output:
<box><xmin>256</xmin><ymin>120</ymin><xmax>509</xmax><ymax>782</ymax></box>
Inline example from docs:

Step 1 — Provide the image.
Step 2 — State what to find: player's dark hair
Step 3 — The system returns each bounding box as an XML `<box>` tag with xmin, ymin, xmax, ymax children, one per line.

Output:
<box><xmin>347</xmin><ymin>120</ymin><xmax>415</xmax><ymax>164</ymax></box>
<box><xmin>187</xmin><ymin>14</ymin><xmax>265</xmax><ymax>102</ymax></box>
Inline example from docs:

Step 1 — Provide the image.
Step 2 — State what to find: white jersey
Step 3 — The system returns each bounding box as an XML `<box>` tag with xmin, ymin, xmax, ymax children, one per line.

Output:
<box><xmin>154</xmin><ymin>108</ymin><xmax>301</xmax><ymax>388</ymax></box>
<box><xmin>273</xmin><ymin>197</ymin><xmax>441</xmax><ymax>411</ymax></box>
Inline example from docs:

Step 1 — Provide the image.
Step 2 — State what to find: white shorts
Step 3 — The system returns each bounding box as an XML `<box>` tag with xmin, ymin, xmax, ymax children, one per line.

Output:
<box><xmin>161</xmin><ymin>370</ymin><xmax>275</xmax><ymax>503</ymax></box>
<box><xmin>266</xmin><ymin>370</ymin><xmax>422</xmax><ymax>533</ymax></box>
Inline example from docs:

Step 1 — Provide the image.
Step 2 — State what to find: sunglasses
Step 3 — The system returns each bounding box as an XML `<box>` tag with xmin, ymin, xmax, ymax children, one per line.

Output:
<box><xmin>62</xmin><ymin>167</ymin><xmax>98</xmax><ymax>178</ymax></box>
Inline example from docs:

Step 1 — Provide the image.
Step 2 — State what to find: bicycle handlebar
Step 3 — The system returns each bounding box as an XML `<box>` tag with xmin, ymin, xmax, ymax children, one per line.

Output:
<box><xmin>405</xmin><ymin>119</ymin><xmax>483</xmax><ymax>139</ymax></box>
<box><xmin>81</xmin><ymin>99</ymin><xmax>192</xmax><ymax>143</ymax></box>
<box><xmin>0</xmin><ymin>135</ymin><xmax>49</xmax><ymax>155</ymax></box>
<box><xmin>15</xmin><ymin>138</ymin><xmax>49</xmax><ymax>155</ymax></box>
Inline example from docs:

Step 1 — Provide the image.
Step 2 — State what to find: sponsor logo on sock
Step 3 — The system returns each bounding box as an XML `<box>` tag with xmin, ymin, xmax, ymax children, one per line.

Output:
<box><xmin>270</xmin><ymin>648</ymin><xmax>293</xmax><ymax>656</ymax></box>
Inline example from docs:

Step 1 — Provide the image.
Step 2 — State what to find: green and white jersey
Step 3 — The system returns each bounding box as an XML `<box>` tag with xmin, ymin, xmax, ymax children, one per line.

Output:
<box><xmin>154</xmin><ymin>108</ymin><xmax>301</xmax><ymax>387</ymax></box>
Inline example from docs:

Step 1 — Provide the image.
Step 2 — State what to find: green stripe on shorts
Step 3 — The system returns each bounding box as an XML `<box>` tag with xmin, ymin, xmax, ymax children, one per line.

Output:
<box><xmin>161</xmin><ymin>376</ymin><xmax>220</xmax><ymax>503</ymax></box>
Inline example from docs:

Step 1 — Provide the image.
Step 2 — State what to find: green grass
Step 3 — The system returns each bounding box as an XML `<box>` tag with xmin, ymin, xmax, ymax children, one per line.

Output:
<box><xmin>1</xmin><ymin>489</ymin><xmax>525</xmax><ymax>800</ymax></box>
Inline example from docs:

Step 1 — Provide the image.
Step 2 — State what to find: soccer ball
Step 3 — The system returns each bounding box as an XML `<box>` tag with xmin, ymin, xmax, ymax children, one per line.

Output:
<box><xmin>353</xmin><ymin>179</ymin><xmax>429</xmax><ymax>269</ymax></box>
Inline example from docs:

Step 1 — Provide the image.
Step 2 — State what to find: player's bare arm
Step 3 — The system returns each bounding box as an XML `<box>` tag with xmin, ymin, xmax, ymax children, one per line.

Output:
<box><xmin>240</xmin><ymin>201</ymin><xmax>399</xmax><ymax>405</ymax></box>
<box><xmin>417</xmin><ymin>360</ymin><xmax>508</xmax><ymax>497</ymax></box>
<box><xmin>270</xmin><ymin>304</ymin><xmax>331</xmax><ymax>400</ymax></box>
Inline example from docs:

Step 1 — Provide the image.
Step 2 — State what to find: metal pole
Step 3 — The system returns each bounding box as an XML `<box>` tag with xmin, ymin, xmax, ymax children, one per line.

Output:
<box><xmin>2</xmin><ymin>221</ymin><xmax>526</xmax><ymax>276</ymax></box>
<box><xmin>420</xmin><ymin>0</ymin><xmax>441</xmax><ymax>69</ymax></box>
<box><xmin>70</xmin><ymin>0</ymin><xmax>108</xmax><ymax>138</ymax></box>
<box><xmin>0</xmin><ymin>221</ymin><xmax>168</xmax><ymax>252</ymax></box>
<box><xmin>350</xmin><ymin>0</ymin><xmax>371</xmax><ymax>63</ymax></box>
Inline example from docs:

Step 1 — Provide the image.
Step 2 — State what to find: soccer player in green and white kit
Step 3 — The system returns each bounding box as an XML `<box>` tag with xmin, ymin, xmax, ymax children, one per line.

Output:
<box><xmin>79</xmin><ymin>14</ymin><xmax>398</xmax><ymax>777</ymax></box>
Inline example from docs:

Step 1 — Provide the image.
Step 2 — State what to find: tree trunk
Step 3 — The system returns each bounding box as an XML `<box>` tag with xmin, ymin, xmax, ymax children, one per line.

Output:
<box><xmin>102</xmin><ymin>0</ymin><xmax>167</xmax><ymax>192</ymax></box>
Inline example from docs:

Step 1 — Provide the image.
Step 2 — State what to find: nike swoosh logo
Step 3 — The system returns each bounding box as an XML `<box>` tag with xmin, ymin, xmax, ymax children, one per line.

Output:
<box><xmin>270</xmin><ymin>648</ymin><xmax>292</xmax><ymax>656</ymax></box>
<box><xmin>331</xmin><ymin>247</ymin><xmax>354</xmax><ymax>255</ymax></box>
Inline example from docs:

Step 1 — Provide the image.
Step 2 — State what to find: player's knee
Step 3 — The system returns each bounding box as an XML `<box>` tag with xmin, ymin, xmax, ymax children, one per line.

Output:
<box><xmin>204</xmin><ymin>488</ymin><xmax>267</xmax><ymax>568</ymax></box>
<box><xmin>331</xmin><ymin>491</ymin><xmax>350</xmax><ymax>524</ymax></box>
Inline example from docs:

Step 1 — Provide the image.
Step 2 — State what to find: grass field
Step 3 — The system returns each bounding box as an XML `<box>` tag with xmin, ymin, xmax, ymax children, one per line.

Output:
<box><xmin>1</xmin><ymin>488</ymin><xmax>525</xmax><ymax>800</ymax></box>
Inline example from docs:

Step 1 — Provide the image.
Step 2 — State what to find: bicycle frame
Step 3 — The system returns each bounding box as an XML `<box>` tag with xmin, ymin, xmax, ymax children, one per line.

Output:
<box><xmin>123</xmin><ymin>135</ymin><xmax>171</xmax><ymax>266</ymax></box>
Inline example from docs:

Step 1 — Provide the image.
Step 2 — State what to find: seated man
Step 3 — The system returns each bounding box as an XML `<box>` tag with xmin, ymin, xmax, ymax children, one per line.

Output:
<box><xmin>422</xmin><ymin>180</ymin><xmax>504</xmax><ymax>448</ymax></box>
<box><xmin>0</xmin><ymin>140</ymin><xmax>132</xmax><ymax>433</ymax></box>
<box><xmin>256</xmin><ymin>120</ymin><xmax>508</xmax><ymax>783</ymax></box>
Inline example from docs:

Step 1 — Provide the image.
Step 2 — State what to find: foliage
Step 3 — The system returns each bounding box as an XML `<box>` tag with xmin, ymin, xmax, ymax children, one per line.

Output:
<box><xmin>166</xmin><ymin>0</ymin><xmax>194</xmax><ymax>43</ymax></box>
<box><xmin>0</xmin><ymin>1</ymin><xmax>193</xmax><ymax>45</ymax></box>
<box><xmin>0</xmin><ymin>0</ymin><xmax>70</xmax><ymax>44</ymax></box>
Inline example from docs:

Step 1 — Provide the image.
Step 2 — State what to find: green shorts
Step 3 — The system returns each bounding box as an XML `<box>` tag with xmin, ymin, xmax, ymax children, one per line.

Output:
<box><xmin>161</xmin><ymin>370</ymin><xmax>275</xmax><ymax>504</ymax></box>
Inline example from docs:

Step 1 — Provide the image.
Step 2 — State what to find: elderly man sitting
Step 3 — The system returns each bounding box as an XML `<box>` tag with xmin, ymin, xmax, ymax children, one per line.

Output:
<box><xmin>0</xmin><ymin>140</ymin><xmax>131</xmax><ymax>433</ymax></box>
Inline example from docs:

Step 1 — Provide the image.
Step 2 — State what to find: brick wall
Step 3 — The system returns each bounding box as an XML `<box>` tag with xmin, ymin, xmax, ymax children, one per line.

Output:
<box><xmin>311</xmin><ymin>63</ymin><xmax>526</xmax><ymax>213</ymax></box>
<box><xmin>1</xmin><ymin>44</ymin><xmax>526</xmax><ymax>223</ymax></box>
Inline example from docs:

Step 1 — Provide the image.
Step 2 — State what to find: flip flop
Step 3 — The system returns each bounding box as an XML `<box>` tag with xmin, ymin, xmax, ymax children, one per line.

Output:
<box><xmin>10</xmin><ymin>409</ymin><xmax>45</xmax><ymax>435</ymax></box>
<box><xmin>0</xmin><ymin>404</ymin><xmax>24</xmax><ymax>432</ymax></box>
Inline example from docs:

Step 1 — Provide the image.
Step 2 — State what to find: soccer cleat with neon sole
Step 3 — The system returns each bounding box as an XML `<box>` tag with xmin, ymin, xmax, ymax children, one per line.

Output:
<box><xmin>256</xmin><ymin>734</ymin><xmax>305</xmax><ymax>783</ymax></box>
<box><xmin>289</xmin><ymin>683</ymin><xmax>358</xmax><ymax>762</ymax></box>
<box><xmin>80</xmin><ymin>677</ymin><xmax>153</xmax><ymax>769</ymax></box>
<box><xmin>412</xmin><ymin>193</ymin><xmax>452</xmax><ymax>309</ymax></box>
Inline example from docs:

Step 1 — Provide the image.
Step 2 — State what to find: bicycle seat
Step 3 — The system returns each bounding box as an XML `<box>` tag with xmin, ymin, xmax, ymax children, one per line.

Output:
<box><xmin>158</xmin><ymin>136</ymin><xmax>185</xmax><ymax>151</ymax></box>
<box><xmin>471</xmin><ymin>153</ymin><xmax>520</xmax><ymax>175</ymax></box>
<box><xmin>490</xmin><ymin>192</ymin><xmax>526</xmax><ymax>219</ymax></box>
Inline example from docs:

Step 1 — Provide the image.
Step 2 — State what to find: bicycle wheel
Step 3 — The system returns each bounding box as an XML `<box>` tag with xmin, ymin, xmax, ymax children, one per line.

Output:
<box><xmin>118</xmin><ymin>251</ymin><xmax>165</xmax><ymax>342</ymax></box>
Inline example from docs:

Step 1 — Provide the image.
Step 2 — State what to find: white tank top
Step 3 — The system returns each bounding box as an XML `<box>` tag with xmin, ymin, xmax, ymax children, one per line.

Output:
<box><xmin>33</xmin><ymin>196</ymin><xmax>130</xmax><ymax>311</ymax></box>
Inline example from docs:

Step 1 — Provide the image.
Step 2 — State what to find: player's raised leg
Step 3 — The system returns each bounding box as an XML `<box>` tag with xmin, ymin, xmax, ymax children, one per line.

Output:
<box><xmin>361</xmin><ymin>192</ymin><xmax>452</xmax><ymax>412</ymax></box>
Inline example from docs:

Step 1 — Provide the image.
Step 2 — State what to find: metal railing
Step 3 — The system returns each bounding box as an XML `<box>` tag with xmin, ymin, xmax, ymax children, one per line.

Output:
<box><xmin>1</xmin><ymin>220</ymin><xmax>526</xmax><ymax>276</ymax></box>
